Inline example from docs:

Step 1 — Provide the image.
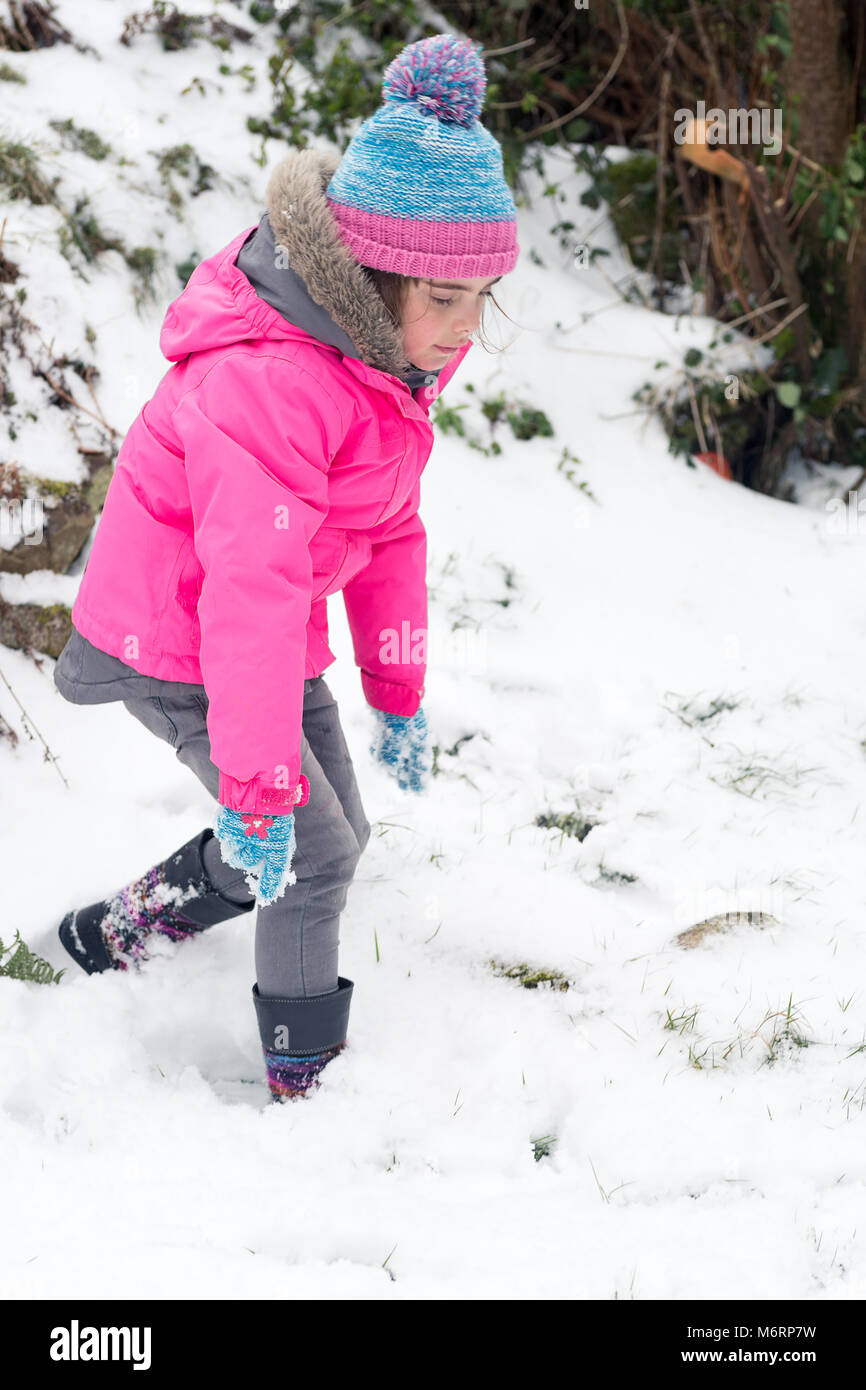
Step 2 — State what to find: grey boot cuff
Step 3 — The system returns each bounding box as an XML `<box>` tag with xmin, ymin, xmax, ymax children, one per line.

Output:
<box><xmin>253</xmin><ymin>977</ymin><xmax>354</xmax><ymax>1055</ymax></box>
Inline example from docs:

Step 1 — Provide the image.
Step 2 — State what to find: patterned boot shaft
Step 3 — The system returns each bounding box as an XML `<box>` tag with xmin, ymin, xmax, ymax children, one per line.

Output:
<box><xmin>263</xmin><ymin>1041</ymin><xmax>346</xmax><ymax>1102</ymax></box>
<box><xmin>58</xmin><ymin>829</ymin><xmax>252</xmax><ymax>976</ymax></box>
<box><xmin>101</xmin><ymin>863</ymin><xmax>213</xmax><ymax>970</ymax></box>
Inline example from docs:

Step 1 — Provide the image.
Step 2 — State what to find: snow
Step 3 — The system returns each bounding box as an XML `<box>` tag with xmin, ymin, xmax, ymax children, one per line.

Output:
<box><xmin>2</xmin><ymin>1</ymin><xmax>866</xmax><ymax>1300</ymax></box>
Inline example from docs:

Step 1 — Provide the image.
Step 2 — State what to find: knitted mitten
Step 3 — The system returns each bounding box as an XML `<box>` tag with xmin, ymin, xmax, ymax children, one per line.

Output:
<box><xmin>214</xmin><ymin>776</ymin><xmax>310</xmax><ymax>908</ymax></box>
<box><xmin>369</xmin><ymin>706</ymin><xmax>430</xmax><ymax>792</ymax></box>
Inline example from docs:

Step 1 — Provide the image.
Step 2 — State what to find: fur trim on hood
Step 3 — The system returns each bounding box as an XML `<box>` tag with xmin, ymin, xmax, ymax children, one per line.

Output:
<box><xmin>266</xmin><ymin>147</ymin><xmax>414</xmax><ymax>379</ymax></box>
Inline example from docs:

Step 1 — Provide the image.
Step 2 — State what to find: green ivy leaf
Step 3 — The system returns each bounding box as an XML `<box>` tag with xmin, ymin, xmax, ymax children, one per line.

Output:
<box><xmin>813</xmin><ymin>345</ymin><xmax>847</xmax><ymax>394</ymax></box>
<box><xmin>775</xmin><ymin>381</ymin><xmax>802</xmax><ymax>409</ymax></box>
<box><xmin>565</xmin><ymin>118</ymin><xmax>592</xmax><ymax>142</ymax></box>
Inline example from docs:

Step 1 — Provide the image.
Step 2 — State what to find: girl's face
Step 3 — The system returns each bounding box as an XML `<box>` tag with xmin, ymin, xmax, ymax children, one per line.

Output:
<box><xmin>400</xmin><ymin>275</ymin><xmax>503</xmax><ymax>371</ymax></box>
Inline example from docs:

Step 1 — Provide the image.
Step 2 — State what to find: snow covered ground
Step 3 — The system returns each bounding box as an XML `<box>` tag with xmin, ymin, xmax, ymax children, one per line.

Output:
<box><xmin>2</xmin><ymin>2</ymin><xmax>866</xmax><ymax>1299</ymax></box>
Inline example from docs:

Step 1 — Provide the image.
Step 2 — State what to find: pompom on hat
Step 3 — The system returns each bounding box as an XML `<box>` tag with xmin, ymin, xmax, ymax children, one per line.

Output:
<box><xmin>324</xmin><ymin>32</ymin><xmax>519</xmax><ymax>279</ymax></box>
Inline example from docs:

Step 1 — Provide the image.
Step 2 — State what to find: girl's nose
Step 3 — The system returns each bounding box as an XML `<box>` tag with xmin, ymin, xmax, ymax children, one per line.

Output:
<box><xmin>455</xmin><ymin>306</ymin><xmax>482</xmax><ymax>337</ymax></box>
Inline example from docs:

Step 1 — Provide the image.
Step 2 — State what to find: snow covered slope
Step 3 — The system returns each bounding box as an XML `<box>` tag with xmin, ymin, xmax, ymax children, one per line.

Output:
<box><xmin>2</xmin><ymin>2</ymin><xmax>866</xmax><ymax>1299</ymax></box>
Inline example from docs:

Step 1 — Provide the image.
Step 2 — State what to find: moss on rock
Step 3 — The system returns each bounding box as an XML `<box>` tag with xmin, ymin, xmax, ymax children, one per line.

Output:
<box><xmin>0</xmin><ymin>600</ymin><xmax>72</xmax><ymax>658</ymax></box>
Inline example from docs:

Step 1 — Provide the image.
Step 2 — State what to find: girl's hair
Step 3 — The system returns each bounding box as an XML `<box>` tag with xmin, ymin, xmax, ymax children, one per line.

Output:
<box><xmin>357</xmin><ymin>265</ymin><xmax>510</xmax><ymax>354</ymax></box>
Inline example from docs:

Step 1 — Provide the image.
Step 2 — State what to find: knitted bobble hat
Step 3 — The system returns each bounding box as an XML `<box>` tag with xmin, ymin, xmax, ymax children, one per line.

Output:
<box><xmin>324</xmin><ymin>32</ymin><xmax>519</xmax><ymax>279</ymax></box>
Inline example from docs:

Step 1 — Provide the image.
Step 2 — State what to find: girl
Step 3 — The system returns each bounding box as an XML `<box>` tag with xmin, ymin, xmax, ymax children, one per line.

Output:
<box><xmin>52</xmin><ymin>33</ymin><xmax>519</xmax><ymax>1103</ymax></box>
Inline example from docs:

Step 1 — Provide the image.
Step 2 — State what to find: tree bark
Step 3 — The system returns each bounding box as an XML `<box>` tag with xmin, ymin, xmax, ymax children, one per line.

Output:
<box><xmin>785</xmin><ymin>0</ymin><xmax>851</xmax><ymax>166</ymax></box>
<box><xmin>786</xmin><ymin>0</ymin><xmax>866</xmax><ymax>392</ymax></box>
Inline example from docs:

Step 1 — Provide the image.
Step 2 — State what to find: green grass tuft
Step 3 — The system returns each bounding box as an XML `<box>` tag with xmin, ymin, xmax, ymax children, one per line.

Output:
<box><xmin>0</xmin><ymin>138</ymin><xmax>59</xmax><ymax>204</ymax></box>
<box><xmin>536</xmin><ymin>807</ymin><xmax>597</xmax><ymax>842</ymax></box>
<box><xmin>490</xmin><ymin>958</ymin><xmax>571</xmax><ymax>991</ymax></box>
<box><xmin>531</xmin><ymin>1134</ymin><xmax>556</xmax><ymax>1162</ymax></box>
<box><xmin>49</xmin><ymin>118</ymin><xmax>111</xmax><ymax>161</ymax></box>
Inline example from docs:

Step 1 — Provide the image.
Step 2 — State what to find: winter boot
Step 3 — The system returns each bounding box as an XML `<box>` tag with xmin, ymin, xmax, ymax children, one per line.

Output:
<box><xmin>58</xmin><ymin>828</ymin><xmax>255</xmax><ymax>974</ymax></box>
<box><xmin>253</xmin><ymin>977</ymin><xmax>353</xmax><ymax>1102</ymax></box>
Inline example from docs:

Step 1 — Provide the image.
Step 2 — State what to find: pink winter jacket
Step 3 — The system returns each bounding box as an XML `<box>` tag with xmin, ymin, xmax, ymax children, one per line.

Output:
<box><xmin>70</xmin><ymin>149</ymin><xmax>471</xmax><ymax>815</ymax></box>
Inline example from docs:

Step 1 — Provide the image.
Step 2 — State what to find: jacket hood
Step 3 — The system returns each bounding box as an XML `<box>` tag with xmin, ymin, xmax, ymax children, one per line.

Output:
<box><xmin>161</xmin><ymin>147</ymin><xmax>443</xmax><ymax>392</ymax></box>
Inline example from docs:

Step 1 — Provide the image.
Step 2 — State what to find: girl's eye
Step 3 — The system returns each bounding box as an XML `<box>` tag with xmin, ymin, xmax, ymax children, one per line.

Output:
<box><xmin>432</xmin><ymin>292</ymin><xmax>493</xmax><ymax>307</ymax></box>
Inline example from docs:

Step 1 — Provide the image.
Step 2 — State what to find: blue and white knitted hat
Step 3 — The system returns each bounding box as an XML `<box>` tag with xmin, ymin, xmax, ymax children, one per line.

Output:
<box><xmin>324</xmin><ymin>32</ymin><xmax>520</xmax><ymax>278</ymax></box>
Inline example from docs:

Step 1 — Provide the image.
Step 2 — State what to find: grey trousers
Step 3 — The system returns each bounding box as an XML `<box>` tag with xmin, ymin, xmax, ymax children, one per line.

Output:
<box><xmin>121</xmin><ymin>675</ymin><xmax>371</xmax><ymax>998</ymax></box>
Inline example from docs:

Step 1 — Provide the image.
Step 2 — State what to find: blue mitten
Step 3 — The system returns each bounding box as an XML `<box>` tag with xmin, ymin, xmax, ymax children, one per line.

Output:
<box><xmin>370</xmin><ymin>706</ymin><xmax>431</xmax><ymax>793</ymax></box>
<box><xmin>214</xmin><ymin>777</ymin><xmax>310</xmax><ymax>907</ymax></box>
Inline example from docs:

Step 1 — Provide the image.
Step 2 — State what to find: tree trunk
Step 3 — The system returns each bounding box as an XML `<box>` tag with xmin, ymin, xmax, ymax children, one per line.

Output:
<box><xmin>786</xmin><ymin>0</ymin><xmax>866</xmax><ymax>392</ymax></box>
<box><xmin>785</xmin><ymin>0</ymin><xmax>851</xmax><ymax>165</ymax></box>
